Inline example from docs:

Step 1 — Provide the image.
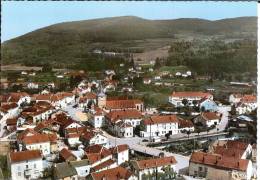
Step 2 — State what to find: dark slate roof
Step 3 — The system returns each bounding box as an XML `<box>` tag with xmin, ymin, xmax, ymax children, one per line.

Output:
<box><xmin>54</xmin><ymin>162</ymin><xmax>77</xmax><ymax>179</ymax></box>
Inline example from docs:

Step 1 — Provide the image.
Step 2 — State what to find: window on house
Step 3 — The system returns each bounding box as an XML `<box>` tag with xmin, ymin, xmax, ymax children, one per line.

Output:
<box><xmin>199</xmin><ymin>167</ymin><xmax>202</xmax><ymax>171</ymax></box>
<box><xmin>18</xmin><ymin>172</ymin><xmax>21</xmax><ymax>176</ymax></box>
<box><xmin>194</xmin><ymin>171</ymin><xmax>198</xmax><ymax>176</ymax></box>
<box><xmin>26</xmin><ymin>165</ymin><xmax>29</xmax><ymax>169</ymax></box>
<box><xmin>34</xmin><ymin>164</ymin><xmax>37</xmax><ymax>168</ymax></box>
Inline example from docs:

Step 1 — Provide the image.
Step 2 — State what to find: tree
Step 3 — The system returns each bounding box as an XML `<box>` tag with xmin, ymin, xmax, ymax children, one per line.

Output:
<box><xmin>187</xmin><ymin>130</ymin><xmax>191</xmax><ymax>139</ymax></box>
<box><xmin>197</xmin><ymin>129</ymin><xmax>201</xmax><ymax>136</ymax></box>
<box><xmin>165</xmin><ymin>133</ymin><xmax>170</xmax><ymax>140</ymax></box>
<box><xmin>192</xmin><ymin>100</ymin><xmax>198</xmax><ymax>107</ymax></box>
<box><xmin>182</xmin><ymin>99</ymin><xmax>188</xmax><ymax>106</ymax></box>
<box><xmin>230</xmin><ymin>105</ymin><xmax>236</xmax><ymax>115</ymax></box>
<box><xmin>201</xmin><ymin>106</ymin><xmax>206</xmax><ymax>112</ymax></box>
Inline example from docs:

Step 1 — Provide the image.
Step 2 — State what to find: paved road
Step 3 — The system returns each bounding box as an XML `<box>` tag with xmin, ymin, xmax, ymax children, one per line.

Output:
<box><xmin>102</xmin><ymin>130</ymin><xmax>189</xmax><ymax>173</ymax></box>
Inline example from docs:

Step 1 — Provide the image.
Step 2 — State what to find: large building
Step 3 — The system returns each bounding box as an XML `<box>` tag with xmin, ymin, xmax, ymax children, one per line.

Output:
<box><xmin>189</xmin><ymin>151</ymin><xmax>252</xmax><ymax>180</ymax></box>
<box><xmin>8</xmin><ymin>150</ymin><xmax>43</xmax><ymax>180</ymax></box>
<box><xmin>189</xmin><ymin>140</ymin><xmax>253</xmax><ymax>180</ymax></box>
<box><xmin>140</xmin><ymin>115</ymin><xmax>179</xmax><ymax>138</ymax></box>
<box><xmin>169</xmin><ymin>91</ymin><xmax>213</xmax><ymax>107</ymax></box>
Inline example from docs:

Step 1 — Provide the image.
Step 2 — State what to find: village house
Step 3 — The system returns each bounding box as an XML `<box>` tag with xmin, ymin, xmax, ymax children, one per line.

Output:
<box><xmin>110</xmin><ymin>144</ymin><xmax>129</xmax><ymax>165</ymax></box>
<box><xmin>236</xmin><ymin>95</ymin><xmax>257</xmax><ymax>115</ymax></box>
<box><xmin>88</xmin><ymin>166</ymin><xmax>136</xmax><ymax>180</ymax></box>
<box><xmin>0</xmin><ymin>103</ymin><xmax>20</xmax><ymax>121</ymax></box>
<box><xmin>80</xmin><ymin>131</ymin><xmax>109</xmax><ymax>148</ymax></box>
<box><xmin>178</xmin><ymin>118</ymin><xmax>195</xmax><ymax>133</ymax></box>
<box><xmin>8</xmin><ymin>150</ymin><xmax>43</xmax><ymax>180</ymax></box>
<box><xmin>199</xmin><ymin>98</ymin><xmax>218</xmax><ymax>112</ymax></box>
<box><xmin>103</xmin><ymin>98</ymin><xmax>144</xmax><ymax>112</ymax></box>
<box><xmin>21</xmin><ymin>104</ymin><xmax>55</xmax><ymax>123</ymax></box>
<box><xmin>70</xmin><ymin>159</ymin><xmax>91</xmax><ymax>178</ymax></box>
<box><xmin>34</xmin><ymin>118</ymin><xmax>60</xmax><ymax>136</ymax></box>
<box><xmin>6</xmin><ymin>117</ymin><xmax>19</xmax><ymax>132</ymax></box>
<box><xmin>34</xmin><ymin>92</ymin><xmax>75</xmax><ymax>108</ymax></box>
<box><xmin>140</xmin><ymin>115</ymin><xmax>179</xmax><ymax>138</ymax></box>
<box><xmin>78</xmin><ymin>92</ymin><xmax>97</xmax><ymax>109</ymax></box>
<box><xmin>54</xmin><ymin>162</ymin><xmax>78</xmax><ymax>180</ymax></box>
<box><xmin>106</xmin><ymin>109</ymin><xmax>142</xmax><ymax>128</ymax></box>
<box><xmin>1</xmin><ymin>92</ymin><xmax>31</xmax><ymax>106</ymax></box>
<box><xmin>194</xmin><ymin>112</ymin><xmax>221</xmax><ymax>127</ymax></box>
<box><xmin>143</xmin><ymin>77</ymin><xmax>152</xmax><ymax>85</ymax></box>
<box><xmin>189</xmin><ymin>151</ymin><xmax>253</xmax><ymax>180</ymax></box>
<box><xmin>88</xmin><ymin>107</ymin><xmax>105</xmax><ymax>128</ymax></box>
<box><xmin>189</xmin><ymin>140</ymin><xmax>253</xmax><ymax>180</ymax></box>
<box><xmin>85</xmin><ymin>144</ymin><xmax>116</xmax><ymax>172</ymax></box>
<box><xmin>17</xmin><ymin>129</ymin><xmax>57</xmax><ymax>156</ymax></box>
<box><xmin>65</xmin><ymin>127</ymin><xmax>89</xmax><ymax>147</ymax></box>
<box><xmin>169</xmin><ymin>91</ymin><xmax>213</xmax><ymax>107</ymax></box>
<box><xmin>105</xmin><ymin>109</ymin><xmax>142</xmax><ymax>138</ymax></box>
<box><xmin>114</xmin><ymin>121</ymin><xmax>133</xmax><ymax>138</ymax></box>
<box><xmin>27</xmin><ymin>82</ymin><xmax>39</xmax><ymax>89</ymax></box>
<box><xmin>131</xmin><ymin>156</ymin><xmax>177</xmax><ymax>179</ymax></box>
<box><xmin>59</xmin><ymin>148</ymin><xmax>77</xmax><ymax>162</ymax></box>
<box><xmin>208</xmin><ymin>140</ymin><xmax>253</xmax><ymax>160</ymax></box>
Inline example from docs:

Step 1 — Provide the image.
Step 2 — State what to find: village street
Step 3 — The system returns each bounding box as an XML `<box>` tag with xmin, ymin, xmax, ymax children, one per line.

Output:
<box><xmin>60</xmin><ymin>103</ymin><xmax>231</xmax><ymax>174</ymax></box>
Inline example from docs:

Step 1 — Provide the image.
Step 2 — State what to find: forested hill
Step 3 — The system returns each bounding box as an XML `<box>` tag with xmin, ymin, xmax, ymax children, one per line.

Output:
<box><xmin>1</xmin><ymin>16</ymin><xmax>257</xmax><ymax>66</ymax></box>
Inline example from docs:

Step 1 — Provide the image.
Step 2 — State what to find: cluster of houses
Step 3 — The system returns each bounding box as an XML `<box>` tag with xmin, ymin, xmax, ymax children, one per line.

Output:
<box><xmin>229</xmin><ymin>94</ymin><xmax>257</xmax><ymax>115</ymax></box>
<box><xmin>189</xmin><ymin>140</ymin><xmax>256</xmax><ymax>180</ymax></box>
<box><xmin>0</xmin><ymin>88</ymin><xmax>178</xmax><ymax>179</ymax></box>
<box><xmin>0</xmin><ymin>75</ymin><xmax>257</xmax><ymax>179</ymax></box>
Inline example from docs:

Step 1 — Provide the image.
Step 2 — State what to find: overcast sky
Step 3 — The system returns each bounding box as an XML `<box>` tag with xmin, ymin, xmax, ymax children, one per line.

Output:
<box><xmin>1</xmin><ymin>1</ymin><xmax>257</xmax><ymax>42</ymax></box>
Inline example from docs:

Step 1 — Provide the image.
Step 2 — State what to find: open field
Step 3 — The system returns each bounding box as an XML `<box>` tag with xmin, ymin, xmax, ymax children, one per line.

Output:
<box><xmin>1</xmin><ymin>64</ymin><xmax>67</xmax><ymax>72</ymax></box>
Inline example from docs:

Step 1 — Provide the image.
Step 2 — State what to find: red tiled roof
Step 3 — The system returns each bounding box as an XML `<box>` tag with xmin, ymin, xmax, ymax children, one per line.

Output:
<box><xmin>60</xmin><ymin>148</ymin><xmax>77</xmax><ymax>161</ymax></box>
<box><xmin>21</xmin><ymin>105</ymin><xmax>53</xmax><ymax>117</ymax></box>
<box><xmin>92</xmin><ymin>159</ymin><xmax>116</xmax><ymax>171</ymax></box>
<box><xmin>225</xmin><ymin>140</ymin><xmax>249</xmax><ymax>150</ymax></box>
<box><xmin>66</xmin><ymin>126</ymin><xmax>89</xmax><ymax>135</ymax></box>
<box><xmin>81</xmin><ymin>131</ymin><xmax>95</xmax><ymax>141</ymax></box>
<box><xmin>6</xmin><ymin>117</ymin><xmax>18</xmax><ymax>126</ymax></box>
<box><xmin>178</xmin><ymin>119</ymin><xmax>194</xmax><ymax>128</ymax></box>
<box><xmin>133</xmin><ymin>156</ymin><xmax>177</xmax><ymax>170</ymax></box>
<box><xmin>93</xmin><ymin>107</ymin><xmax>104</xmax><ymax>116</ymax></box>
<box><xmin>106</xmin><ymin>110</ymin><xmax>142</xmax><ymax>123</ymax></box>
<box><xmin>0</xmin><ymin>103</ymin><xmax>18</xmax><ymax>113</ymax></box>
<box><xmin>106</xmin><ymin>99</ymin><xmax>143</xmax><ymax>110</ymax></box>
<box><xmin>90</xmin><ymin>166</ymin><xmax>133</xmax><ymax>180</ymax></box>
<box><xmin>213</xmin><ymin>146</ymin><xmax>245</xmax><ymax>159</ymax></box>
<box><xmin>85</xmin><ymin>145</ymin><xmax>112</xmax><ymax>164</ymax></box>
<box><xmin>22</xmin><ymin>133</ymin><xmax>56</xmax><ymax>144</ymax></box>
<box><xmin>10</xmin><ymin>150</ymin><xmax>42</xmax><ymax>163</ymax></box>
<box><xmin>201</xmin><ymin>112</ymin><xmax>220</xmax><ymax>121</ymax></box>
<box><xmin>85</xmin><ymin>92</ymin><xmax>97</xmax><ymax>99</ymax></box>
<box><xmin>110</xmin><ymin>144</ymin><xmax>129</xmax><ymax>154</ymax></box>
<box><xmin>144</xmin><ymin>115</ymin><xmax>179</xmax><ymax>125</ymax></box>
<box><xmin>190</xmin><ymin>151</ymin><xmax>249</xmax><ymax>172</ymax></box>
<box><xmin>34</xmin><ymin>119</ymin><xmax>56</xmax><ymax>132</ymax></box>
<box><xmin>115</xmin><ymin>121</ymin><xmax>133</xmax><ymax>128</ymax></box>
<box><xmin>17</xmin><ymin>128</ymin><xmax>40</xmax><ymax>140</ymax></box>
<box><xmin>170</xmin><ymin>91</ymin><xmax>212</xmax><ymax>98</ymax></box>
<box><xmin>240</xmin><ymin>95</ymin><xmax>256</xmax><ymax>103</ymax></box>
<box><xmin>34</xmin><ymin>92</ymin><xmax>73</xmax><ymax>102</ymax></box>
<box><xmin>5</xmin><ymin>92</ymin><xmax>29</xmax><ymax>103</ymax></box>
<box><xmin>85</xmin><ymin>144</ymin><xmax>103</xmax><ymax>154</ymax></box>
